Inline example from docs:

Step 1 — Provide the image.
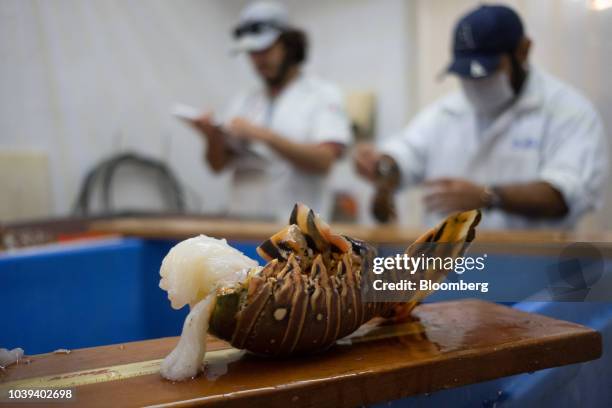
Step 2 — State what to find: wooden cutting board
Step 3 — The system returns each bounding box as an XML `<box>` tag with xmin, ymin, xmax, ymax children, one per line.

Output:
<box><xmin>0</xmin><ymin>299</ymin><xmax>601</xmax><ymax>407</ymax></box>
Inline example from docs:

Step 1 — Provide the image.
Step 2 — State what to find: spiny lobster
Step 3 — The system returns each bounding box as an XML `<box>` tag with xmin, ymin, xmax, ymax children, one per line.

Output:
<box><xmin>159</xmin><ymin>203</ymin><xmax>481</xmax><ymax>380</ymax></box>
<box><xmin>208</xmin><ymin>203</ymin><xmax>481</xmax><ymax>356</ymax></box>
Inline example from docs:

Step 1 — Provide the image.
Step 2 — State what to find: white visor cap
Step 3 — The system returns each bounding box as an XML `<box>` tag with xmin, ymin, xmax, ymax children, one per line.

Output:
<box><xmin>232</xmin><ymin>1</ymin><xmax>290</xmax><ymax>53</ymax></box>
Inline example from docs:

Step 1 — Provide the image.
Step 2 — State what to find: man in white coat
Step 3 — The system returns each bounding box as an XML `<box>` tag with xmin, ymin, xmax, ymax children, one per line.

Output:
<box><xmin>354</xmin><ymin>4</ymin><xmax>608</xmax><ymax>229</ymax></box>
<box><xmin>192</xmin><ymin>2</ymin><xmax>351</xmax><ymax>220</ymax></box>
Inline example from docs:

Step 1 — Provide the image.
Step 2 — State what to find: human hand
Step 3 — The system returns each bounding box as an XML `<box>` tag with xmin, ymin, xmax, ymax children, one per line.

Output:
<box><xmin>227</xmin><ymin>117</ymin><xmax>270</xmax><ymax>142</ymax></box>
<box><xmin>353</xmin><ymin>143</ymin><xmax>383</xmax><ymax>181</ymax></box>
<box><xmin>423</xmin><ymin>178</ymin><xmax>489</xmax><ymax>214</ymax></box>
<box><xmin>191</xmin><ymin>112</ymin><xmax>222</xmax><ymax>140</ymax></box>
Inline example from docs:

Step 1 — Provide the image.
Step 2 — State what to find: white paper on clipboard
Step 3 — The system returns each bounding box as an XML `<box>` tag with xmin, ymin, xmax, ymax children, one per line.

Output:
<box><xmin>171</xmin><ymin>103</ymin><xmax>201</xmax><ymax>121</ymax></box>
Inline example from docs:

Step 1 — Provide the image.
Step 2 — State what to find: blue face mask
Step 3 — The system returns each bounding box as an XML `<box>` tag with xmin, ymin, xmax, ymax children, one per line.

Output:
<box><xmin>460</xmin><ymin>71</ymin><xmax>515</xmax><ymax>116</ymax></box>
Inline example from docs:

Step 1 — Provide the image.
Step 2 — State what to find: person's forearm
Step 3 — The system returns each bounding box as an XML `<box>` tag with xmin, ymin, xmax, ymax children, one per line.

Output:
<box><xmin>259</xmin><ymin>129</ymin><xmax>337</xmax><ymax>174</ymax></box>
<box><xmin>494</xmin><ymin>181</ymin><xmax>569</xmax><ymax>218</ymax></box>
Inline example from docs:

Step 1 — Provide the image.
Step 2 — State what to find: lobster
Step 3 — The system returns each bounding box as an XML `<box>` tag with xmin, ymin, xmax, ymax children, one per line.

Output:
<box><xmin>159</xmin><ymin>203</ymin><xmax>481</xmax><ymax>380</ymax></box>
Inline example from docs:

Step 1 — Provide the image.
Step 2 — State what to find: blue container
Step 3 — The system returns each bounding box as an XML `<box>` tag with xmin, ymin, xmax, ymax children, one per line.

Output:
<box><xmin>0</xmin><ymin>238</ymin><xmax>177</xmax><ymax>353</ymax></box>
<box><xmin>1</xmin><ymin>238</ymin><xmax>610</xmax><ymax>406</ymax></box>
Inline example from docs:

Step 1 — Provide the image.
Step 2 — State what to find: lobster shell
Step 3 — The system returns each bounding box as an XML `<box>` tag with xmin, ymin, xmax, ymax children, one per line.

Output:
<box><xmin>209</xmin><ymin>203</ymin><xmax>481</xmax><ymax>356</ymax></box>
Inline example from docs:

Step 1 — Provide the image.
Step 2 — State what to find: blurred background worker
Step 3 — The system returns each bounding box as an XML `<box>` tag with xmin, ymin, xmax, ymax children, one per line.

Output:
<box><xmin>354</xmin><ymin>4</ymin><xmax>608</xmax><ymax>230</ymax></box>
<box><xmin>190</xmin><ymin>1</ymin><xmax>351</xmax><ymax>221</ymax></box>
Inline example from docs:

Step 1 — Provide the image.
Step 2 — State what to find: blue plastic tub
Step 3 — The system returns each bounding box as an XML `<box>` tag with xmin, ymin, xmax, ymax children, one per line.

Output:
<box><xmin>0</xmin><ymin>237</ymin><xmax>262</xmax><ymax>353</ymax></box>
<box><xmin>1</xmin><ymin>238</ymin><xmax>609</xmax><ymax>406</ymax></box>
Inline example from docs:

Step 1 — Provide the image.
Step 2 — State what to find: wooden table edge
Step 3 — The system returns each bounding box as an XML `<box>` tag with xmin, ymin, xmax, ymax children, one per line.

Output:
<box><xmin>144</xmin><ymin>324</ymin><xmax>602</xmax><ymax>407</ymax></box>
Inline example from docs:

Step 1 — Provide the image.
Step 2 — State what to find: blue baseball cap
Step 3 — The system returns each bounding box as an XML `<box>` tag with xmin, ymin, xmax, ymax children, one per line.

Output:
<box><xmin>447</xmin><ymin>4</ymin><xmax>524</xmax><ymax>78</ymax></box>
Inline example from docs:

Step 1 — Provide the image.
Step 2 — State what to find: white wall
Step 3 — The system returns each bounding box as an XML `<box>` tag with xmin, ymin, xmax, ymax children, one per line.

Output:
<box><xmin>1</xmin><ymin>0</ymin><xmax>610</xmax><ymax>229</ymax></box>
<box><xmin>0</xmin><ymin>0</ymin><xmax>414</xmax><ymax>221</ymax></box>
<box><xmin>286</xmin><ymin>0</ymin><xmax>414</xmax><ymax>137</ymax></box>
<box><xmin>1</xmin><ymin>0</ymin><xmax>245</xmax><ymax>217</ymax></box>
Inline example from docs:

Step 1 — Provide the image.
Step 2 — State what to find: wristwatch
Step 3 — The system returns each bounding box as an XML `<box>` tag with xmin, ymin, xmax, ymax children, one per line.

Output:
<box><xmin>482</xmin><ymin>186</ymin><xmax>503</xmax><ymax>210</ymax></box>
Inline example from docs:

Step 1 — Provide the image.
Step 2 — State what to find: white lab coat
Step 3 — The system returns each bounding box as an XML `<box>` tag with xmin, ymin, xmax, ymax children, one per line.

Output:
<box><xmin>221</xmin><ymin>74</ymin><xmax>352</xmax><ymax>221</ymax></box>
<box><xmin>380</xmin><ymin>68</ymin><xmax>609</xmax><ymax>229</ymax></box>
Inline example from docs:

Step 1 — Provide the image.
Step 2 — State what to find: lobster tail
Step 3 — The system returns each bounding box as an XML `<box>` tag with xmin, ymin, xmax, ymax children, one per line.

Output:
<box><xmin>209</xmin><ymin>204</ymin><xmax>481</xmax><ymax>356</ymax></box>
<box><xmin>388</xmin><ymin>209</ymin><xmax>482</xmax><ymax>321</ymax></box>
<box><xmin>159</xmin><ymin>205</ymin><xmax>482</xmax><ymax>381</ymax></box>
